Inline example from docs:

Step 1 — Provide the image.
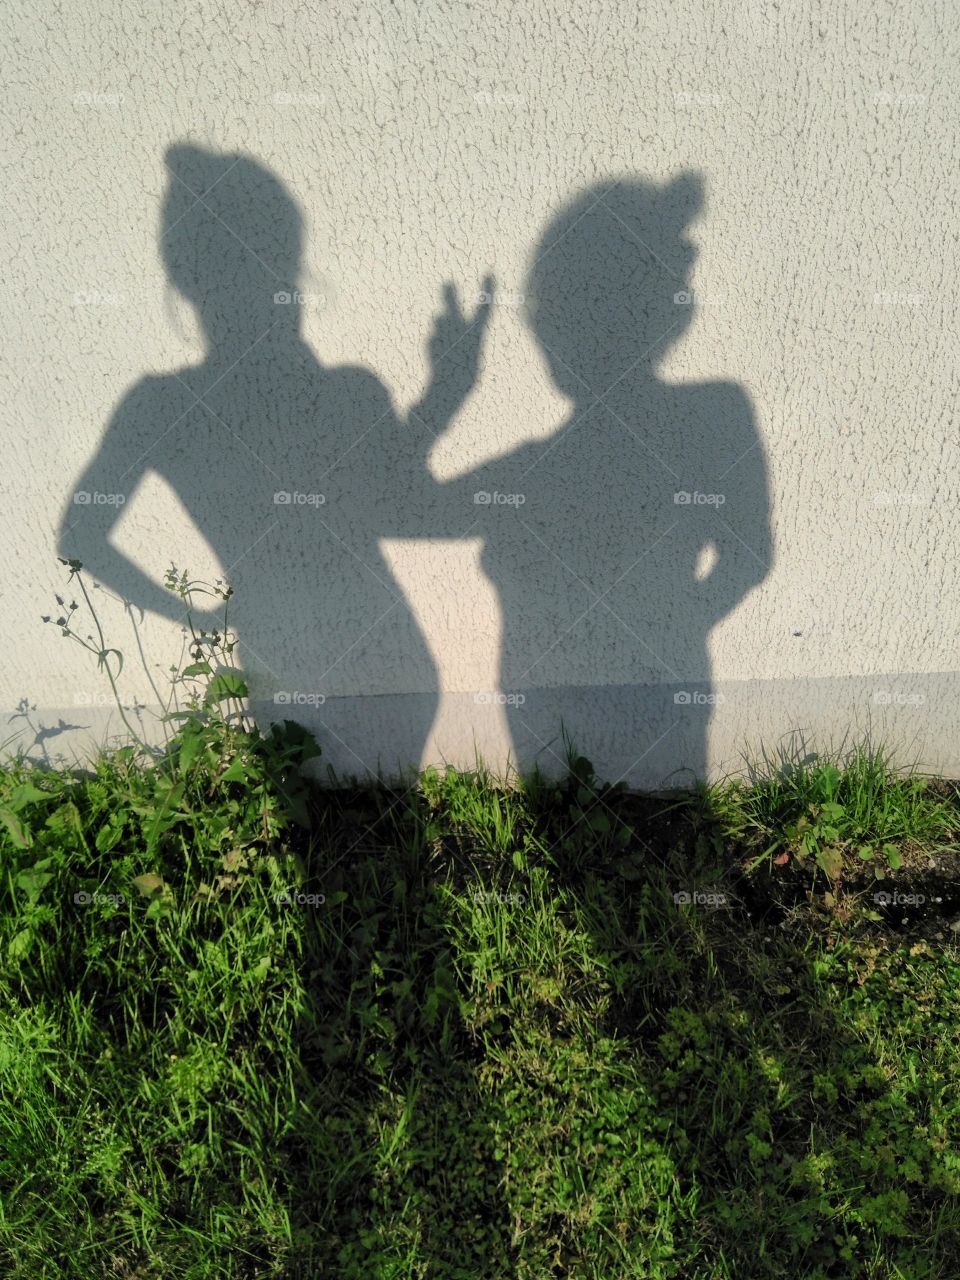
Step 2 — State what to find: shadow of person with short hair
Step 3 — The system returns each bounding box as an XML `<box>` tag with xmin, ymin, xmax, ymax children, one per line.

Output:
<box><xmin>437</xmin><ymin>174</ymin><xmax>772</xmax><ymax>788</ymax></box>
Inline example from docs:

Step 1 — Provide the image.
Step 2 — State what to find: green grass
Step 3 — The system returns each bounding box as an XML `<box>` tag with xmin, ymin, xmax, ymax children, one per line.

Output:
<box><xmin>697</xmin><ymin>746</ymin><xmax>959</xmax><ymax>880</ymax></box>
<box><xmin>1</xmin><ymin>733</ymin><xmax>960</xmax><ymax>1278</ymax></box>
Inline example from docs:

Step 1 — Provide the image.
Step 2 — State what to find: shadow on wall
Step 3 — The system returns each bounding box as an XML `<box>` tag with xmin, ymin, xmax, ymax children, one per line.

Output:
<box><xmin>59</xmin><ymin>146</ymin><xmax>771</xmax><ymax>786</ymax></box>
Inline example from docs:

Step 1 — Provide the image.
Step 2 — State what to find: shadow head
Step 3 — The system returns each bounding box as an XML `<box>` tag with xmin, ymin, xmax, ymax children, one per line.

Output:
<box><xmin>161</xmin><ymin>144</ymin><xmax>305</xmax><ymax>339</ymax></box>
<box><xmin>524</xmin><ymin>173</ymin><xmax>704</xmax><ymax>394</ymax></box>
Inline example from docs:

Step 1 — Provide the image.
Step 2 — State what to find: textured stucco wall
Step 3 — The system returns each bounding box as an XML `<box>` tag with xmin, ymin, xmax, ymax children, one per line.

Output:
<box><xmin>3</xmin><ymin>0</ymin><xmax>959</xmax><ymax>785</ymax></box>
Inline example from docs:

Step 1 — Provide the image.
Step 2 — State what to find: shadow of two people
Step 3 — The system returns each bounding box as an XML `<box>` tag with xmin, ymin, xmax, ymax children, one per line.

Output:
<box><xmin>60</xmin><ymin>144</ymin><xmax>770</xmax><ymax>786</ymax></box>
<box><xmin>55</xmin><ymin>145</ymin><xmax>777</xmax><ymax>1276</ymax></box>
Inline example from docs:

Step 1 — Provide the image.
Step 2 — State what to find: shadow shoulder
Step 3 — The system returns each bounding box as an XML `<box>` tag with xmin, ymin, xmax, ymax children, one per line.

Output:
<box><xmin>677</xmin><ymin>380</ymin><xmax>768</xmax><ymax>504</ymax></box>
<box><xmin>105</xmin><ymin>370</ymin><xmax>198</xmax><ymax>425</ymax></box>
<box><xmin>475</xmin><ymin>433</ymin><xmax>556</xmax><ymax>478</ymax></box>
<box><xmin>681</xmin><ymin>379</ymin><xmax>761</xmax><ymax>451</ymax></box>
<box><xmin>324</xmin><ymin>363</ymin><xmax>397</xmax><ymax>407</ymax></box>
<box><xmin>682</xmin><ymin>378</ymin><xmax>755</xmax><ymax>420</ymax></box>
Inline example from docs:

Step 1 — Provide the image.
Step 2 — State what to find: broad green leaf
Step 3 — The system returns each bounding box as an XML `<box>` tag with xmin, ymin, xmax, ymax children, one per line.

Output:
<box><xmin>95</xmin><ymin>815</ymin><xmax>126</xmax><ymax>853</ymax></box>
<box><xmin>45</xmin><ymin>801</ymin><xmax>84</xmax><ymax>836</ymax></box>
<box><xmin>0</xmin><ymin>807</ymin><xmax>30</xmax><ymax>849</ymax></box>
<box><xmin>142</xmin><ymin>782</ymin><xmax>188</xmax><ymax>854</ymax></box>
<box><xmin>220</xmin><ymin>759</ymin><xmax>248</xmax><ymax>783</ymax></box>
<box><xmin>204</xmin><ymin>671</ymin><xmax>249</xmax><ymax>703</ymax></box>
<box><xmin>8</xmin><ymin>929</ymin><xmax>33</xmax><ymax>961</ymax></box>
<box><xmin>182</xmin><ymin>662</ymin><xmax>213</xmax><ymax>678</ymax></box>
<box><xmin>179</xmin><ymin>731</ymin><xmax>204</xmax><ymax>776</ymax></box>
<box><xmin>5</xmin><ymin>783</ymin><xmax>52</xmax><ymax>812</ymax></box>
<box><xmin>132</xmin><ymin>872</ymin><xmax>167</xmax><ymax>897</ymax></box>
<box><xmin>815</xmin><ymin>845</ymin><xmax>844</xmax><ymax>881</ymax></box>
<box><xmin>818</xmin><ymin>764</ymin><xmax>841</xmax><ymax>796</ymax></box>
<box><xmin>15</xmin><ymin>868</ymin><xmax>53</xmax><ymax>900</ymax></box>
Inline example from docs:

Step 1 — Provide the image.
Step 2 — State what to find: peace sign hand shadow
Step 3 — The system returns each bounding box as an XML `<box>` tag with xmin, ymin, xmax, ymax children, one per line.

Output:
<box><xmin>427</xmin><ymin>273</ymin><xmax>496</xmax><ymax>384</ymax></box>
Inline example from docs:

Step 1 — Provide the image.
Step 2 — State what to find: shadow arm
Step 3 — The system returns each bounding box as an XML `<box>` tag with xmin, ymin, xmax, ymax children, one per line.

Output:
<box><xmin>406</xmin><ymin>277</ymin><xmax>494</xmax><ymax>439</ymax></box>
<box><xmin>58</xmin><ymin>382</ymin><xmax>217</xmax><ymax>627</ymax></box>
<box><xmin>696</xmin><ymin>407</ymin><xmax>772</xmax><ymax>620</ymax></box>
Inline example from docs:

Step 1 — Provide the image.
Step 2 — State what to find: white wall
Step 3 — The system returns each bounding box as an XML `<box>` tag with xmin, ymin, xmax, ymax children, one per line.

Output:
<box><xmin>4</xmin><ymin>0</ymin><xmax>959</xmax><ymax>785</ymax></box>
